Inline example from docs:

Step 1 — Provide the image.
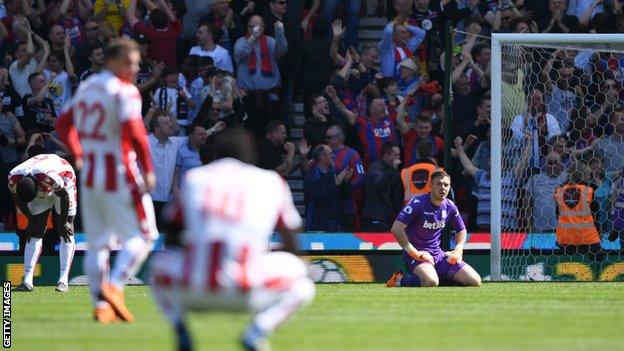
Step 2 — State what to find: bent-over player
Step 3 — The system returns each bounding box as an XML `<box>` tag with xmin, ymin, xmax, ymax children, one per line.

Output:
<box><xmin>8</xmin><ymin>148</ymin><xmax>77</xmax><ymax>293</ymax></box>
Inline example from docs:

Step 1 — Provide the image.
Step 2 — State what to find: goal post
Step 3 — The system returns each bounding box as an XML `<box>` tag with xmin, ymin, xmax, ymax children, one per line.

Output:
<box><xmin>490</xmin><ymin>33</ymin><xmax>624</xmax><ymax>282</ymax></box>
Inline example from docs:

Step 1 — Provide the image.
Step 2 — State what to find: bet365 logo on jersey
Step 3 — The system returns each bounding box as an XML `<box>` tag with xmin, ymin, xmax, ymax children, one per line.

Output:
<box><xmin>422</xmin><ymin>220</ymin><xmax>445</xmax><ymax>230</ymax></box>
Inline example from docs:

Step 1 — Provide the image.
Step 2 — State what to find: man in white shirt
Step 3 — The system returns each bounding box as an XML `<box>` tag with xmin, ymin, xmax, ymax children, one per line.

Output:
<box><xmin>150</xmin><ymin>128</ymin><xmax>314</xmax><ymax>351</ymax></box>
<box><xmin>188</xmin><ymin>22</ymin><xmax>234</xmax><ymax>73</ymax></box>
<box><xmin>510</xmin><ymin>88</ymin><xmax>562</xmax><ymax>168</ymax></box>
<box><xmin>9</xmin><ymin>36</ymin><xmax>45</xmax><ymax>98</ymax></box>
<box><xmin>148</xmin><ymin>110</ymin><xmax>187</xmax><ymax>226</ymax></box>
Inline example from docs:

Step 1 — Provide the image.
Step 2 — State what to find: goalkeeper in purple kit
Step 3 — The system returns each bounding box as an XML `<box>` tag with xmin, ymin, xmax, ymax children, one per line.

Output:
<box><xmin>386</xmin><ymin>171</ymin><xmax>482</xmax><ymax>287</ymax></box>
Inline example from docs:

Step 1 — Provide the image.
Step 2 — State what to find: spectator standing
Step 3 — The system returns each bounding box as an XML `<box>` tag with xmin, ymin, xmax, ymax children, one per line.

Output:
<box><xmin>189</xmin><ymin>23</ymin><xmax>234</xmax><ymax>73</ymax></box>
<box><xmin>454</xmin><ymin>136</ymin><xmax>520</xmax><ymax>231</ymax></box>
<box><xmin>48</xmin><ymin>24</ymin><xmax>68</xmax><ymax>53</ymax></box>
<box><xmin>51</xmin><ymin>0</ymin><xmax>92</xmax><ymax>47</ymax></box>
<box><xmin>304</xmin><ymin>144</ymin><xmax>353</xmax><ymax>231</ymax></box>
<box><xmin>234</xmin><ymin>16</ymin><xmax>287</xmax><ymax>140</ymax></box>
<box><xmin>320</xmin><ymin>0</ymin><xmax>360</xmax><ymax>49</ymax></box>
<box><xmin>181</xmin><ymin>0</ymin><xmax>214</xmax><ymax>51</ymax></box>
<box><xmin>171</xmin><ymin>122</ymin><xmax>208</xmax><ymax>192</ymax></box>
<box><xmin>188</xmin><ymin>56</ymin><xmax>215</xmax><ymax>121</ymax></box>
<box><xmin>22</xmin><ymin>72</ymin><xmax>56</xmax><ymax>133</ymax></box>
<box><xmin>43</xmin><ymin>38</ymin><xmax>78</xmax><ymax>117</ymax></box>
<box><xmin>378</xmin><ymin>13</ymin><xmax>426</xmax><ymax>78</ymax></box>
<box><xmin>361</xmin><ymin>142</ymin><xmax>403</xmax><ymax>231</ymax></box>
<box><xmin>594</xmin><ymin>106</ymin><xmax>624</xmax><ymax>173</ymax></box>
<box><xmin>342</xmin><ymin>96</ymin><xmax>398</xmax><ymax>169</ymax></box>
<box><xmin>583</xmin><ymin>152</ymin><xmax>612</xmax><ymax>237</ymax></box>
<box><xmin>148</xmin><ymin>110</ymin><xmax>186</xmax><ymax>227</ymax></box>
<box><xmin>257</xmin><ymin>119</ymin><xmax>296</xmax><ymax>178</ymax></box>
<box><xmin>293</xmin><ymin>19</ymin><xmax>334</xmax><ymax>110</ymax></box>
<box><xmin>303</xmin><ymin>92</ymin><xmax>335</xmax><ymax>150</ymax></box>
<box><xmin>263</xmin><ymin>0</ymin><xmax>302</xmax><ymax>131</ymax></box>
<box><xmin>93</xmin><ymin>0</ymin><xmax>130</xmax><ymax>34</ymax></box>
<box><xmin>542</xmin><ymin>50</ymin><xmax>579</xmax><ymax>133</ymax></box>
<box><xmin>523</xmin><ymin>152</ymin><xmax>568</xmax><ymax>233</ymax></box>
<box><xmin>74</xmin><ymin>20</ymin><xmax>103</xmax><ymax>74</ymax></box>
<box><xmin>135</xmin><ymin>34</ymin><xmax>164</xmax><ymax>114</ymax></box>
<box><xmin>79</xmin><ymin>45</ymin><xmax>105</xmax><ymax>81</ymax></box>
<box><xmin>325</xmin><ymin>124</ymin><xmax>365</xmax><ymax>231</ymax></box>
<box><xmin>9</xmin><ymin>29</ymin><xmax>47</xmax><ymax>98</ymax></box>
<box><xmin>510</xmin><ymin>88</ymin><xmax>562</xmax><ymax>169</ymax></box>
<box><xmin>539</xmin><ymin>0</ymin><xmax>579</xmax><ymax>33</ymax></box>
<box><xmin>199</xmin><ymin>0</ymin><xmax>243</xmax><ymax>53</ymax></box>
<box><xmin>396</xmin><ymin>58</ymin><xmax>420</xmax><ymax>97</ymax></box>
<box><xmin>0</xmin><ymin>67</ymin><xmax>22</xmax><ymax>117</ymax></box>
<box><xmin>397</xmin><ymin>96</ymin><xmax>444</xmax><ymax>167</ymax></box>
<box><xmin>126</xmin><ymin>0</ymin><xmax>181</xmax><ymax>67</ymax></box>
<box><xmin>153</xmin><ymin>67</ymin><xmax>195</xmax><ymax>132</ymax></box>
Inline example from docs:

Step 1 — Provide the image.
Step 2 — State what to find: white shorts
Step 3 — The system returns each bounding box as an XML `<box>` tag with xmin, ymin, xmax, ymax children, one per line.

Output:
<box><xmin>80</xmin><ymin>186</ymin><xmax>159</xmax><ymax>249</ymax></box>
<box><xmin>28</xmin><ymin>185</ymin><xmax>77</xmax><ymax>216</ymax></box>
<box><xmin>150</xmin><ymin>249</ymin><xmax>310</xmax><ymax>313</ymax></box>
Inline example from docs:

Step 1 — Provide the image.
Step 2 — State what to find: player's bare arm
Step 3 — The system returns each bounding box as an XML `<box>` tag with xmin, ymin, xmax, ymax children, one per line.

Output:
<box><xmin>391</xmin><ymin>220</ymin><xmax>434</xmax><ymax>265</ymax></box>
<box><xmin>446</xmin><ymin>228</ymin><xmax>467</xmax><ymax>265</ymax></box>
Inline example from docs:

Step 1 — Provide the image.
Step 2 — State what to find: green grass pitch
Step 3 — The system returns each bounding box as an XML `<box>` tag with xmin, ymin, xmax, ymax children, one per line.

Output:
<box><xmin>10</xmin><ymin>283</ymin><xmax>624</xmax><ymax>350</ymax></box>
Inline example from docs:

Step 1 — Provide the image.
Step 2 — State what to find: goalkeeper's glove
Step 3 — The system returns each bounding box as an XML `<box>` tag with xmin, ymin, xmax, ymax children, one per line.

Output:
<box><xmin>446</xmin><ymin>251</ymin><xmax>462</xmax><ymax>265</ymax></box>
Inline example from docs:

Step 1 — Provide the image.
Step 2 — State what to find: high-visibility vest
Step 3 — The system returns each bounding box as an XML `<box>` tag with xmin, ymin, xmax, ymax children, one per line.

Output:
<box><xmin>554</xmin><ymin>183</ymin><xmax>600</xmax><ymax>245</ymax></box>
<box><xmin>400</xmin><ymin>163</ymin><xmax>443</xmax><ymax>204</ymax></box>
<box><xmin>16</xmin><ymin>206</ymin><xmax>53</xmax><ymax>230</ymax></box>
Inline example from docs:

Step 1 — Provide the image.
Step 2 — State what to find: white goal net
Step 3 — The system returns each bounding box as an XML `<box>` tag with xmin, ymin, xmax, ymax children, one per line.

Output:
<box><xmin>491</xmin><ymin>34</ymin><xmax>624</xmax><ymax>281</ymax></box>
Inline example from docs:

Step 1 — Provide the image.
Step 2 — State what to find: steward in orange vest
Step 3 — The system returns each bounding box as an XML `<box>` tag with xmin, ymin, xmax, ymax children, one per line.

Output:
<box><xmin>554</xmin><ymin>180</ymin><xmax>602</xmax><ymax>257</ymax></box>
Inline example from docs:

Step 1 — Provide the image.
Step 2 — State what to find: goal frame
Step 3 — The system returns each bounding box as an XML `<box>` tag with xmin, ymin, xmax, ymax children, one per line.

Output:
<box><xmin>490</xmin><ymin>33</ymin><xmax>624</xmax><ymax>281</ymax></box>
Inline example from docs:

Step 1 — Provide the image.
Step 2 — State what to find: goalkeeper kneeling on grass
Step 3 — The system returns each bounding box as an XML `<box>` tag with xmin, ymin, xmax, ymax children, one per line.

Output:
<box><xmin>385</xmin><ymin>170</ymin><xmax>482</xmax><ymax>287</ymax></box>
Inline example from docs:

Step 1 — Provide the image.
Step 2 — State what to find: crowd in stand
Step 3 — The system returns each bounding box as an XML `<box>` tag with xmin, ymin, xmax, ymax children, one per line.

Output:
<box><xmin>0</xmin><ymin>0</ymin><xmax>623</xmax><ymax>246</ymax></box>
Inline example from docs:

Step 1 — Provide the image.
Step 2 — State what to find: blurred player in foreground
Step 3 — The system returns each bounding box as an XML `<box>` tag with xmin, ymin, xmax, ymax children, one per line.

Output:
<box><xmin>56</xmin><ymin>38</ymin><xmax>158</xmax><ymax>323</ymax></box>
<box><xmin>150</xmin><ymin>128</ymin><xmax>315</xmax><ymax>351</ymax></box>
<box><xmin>8</xmin><ymin>148</ymin><xmax>76</xmax><ymax>293</ymax></box>
<box><xmin>386</xmin><ymin>171</ymin><xmax>481</xmax><ymax>287</ymax></box>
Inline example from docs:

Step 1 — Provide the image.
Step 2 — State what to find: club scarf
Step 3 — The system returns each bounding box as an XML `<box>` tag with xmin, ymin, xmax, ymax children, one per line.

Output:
<box><xmin>158</xmin><ymin>85</ymin><xmax>188</xmax><ymax>121</ymax></box>
<box><xmin>247</xmin><ymin>34</ymin><xmax>273</xmax><ymax>77</ymax></box>
<box><xmin>394</xmin><ymin>44</ymin><xmax>413</xmax><ymax>66</ymax></box>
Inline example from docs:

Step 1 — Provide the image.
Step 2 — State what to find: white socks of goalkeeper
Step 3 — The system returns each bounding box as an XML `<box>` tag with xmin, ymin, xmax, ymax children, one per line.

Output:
<box><xmin>84</xmin><ymin>248</ymin><xmax>110</xmax><ymax>307</ymax></box>
<box><xmin>109</xmin><ymin>236</ymin><xmax>153</xmax><ymax>290</ymax></box>
<box><xmin>23</xmin><ymin>237</ymin><xmax>43</xmax><ymax>286</ymax></box>
<box><xmin>58</xmin><ymin>236</ymin><xmax>75</xmax><ymax>285</ymax></box>
<box><xmin>250</xmin><ymin>278</ymin><xmax>315</xmax><ymax>336</ymax></box>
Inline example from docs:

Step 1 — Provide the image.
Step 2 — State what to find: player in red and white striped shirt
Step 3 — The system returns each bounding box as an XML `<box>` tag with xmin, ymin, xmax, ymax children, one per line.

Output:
<box><xmin>56</xmin><ymin>39</ymin><xmax>158</xmax><ymax>324</ymax></box>
<box><xmin>150</xmin><ymin>129</ymin><xmax>315</xmax><ymax>351</ymax></box>
<box><xmin>8</xmin><ymin>149</ymin><xmax>77</xmax><ymax>293</ymax></box>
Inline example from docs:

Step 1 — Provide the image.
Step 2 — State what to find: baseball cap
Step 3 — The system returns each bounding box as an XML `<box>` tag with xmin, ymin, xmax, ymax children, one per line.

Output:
<box><xmin>398</xmin><ymin>58</ymin><xmax>418</xmax><ymax>72</ymax></box>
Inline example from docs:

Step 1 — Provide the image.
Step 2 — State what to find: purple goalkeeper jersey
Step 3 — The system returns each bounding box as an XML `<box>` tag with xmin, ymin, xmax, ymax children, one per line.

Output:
<box><xmin>395</xmin><ymin>193</ymin><xmax>466</xmax><ymax>256</ymax></box>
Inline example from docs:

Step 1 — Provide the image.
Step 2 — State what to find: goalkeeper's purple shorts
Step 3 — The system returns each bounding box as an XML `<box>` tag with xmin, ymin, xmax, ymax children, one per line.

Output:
<box><xmin>402</xmin><ymin>251</ymin><xmax>466</xmax><ymax>282</ymax></box>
